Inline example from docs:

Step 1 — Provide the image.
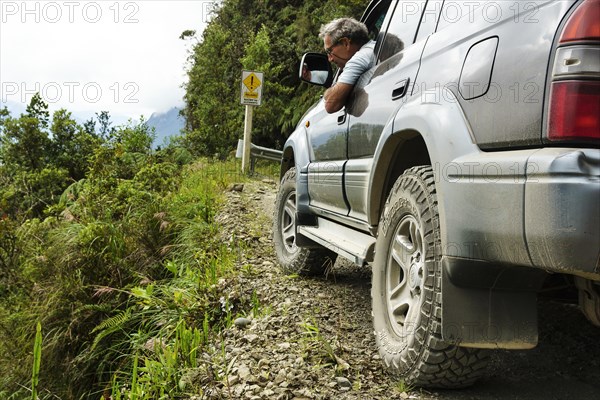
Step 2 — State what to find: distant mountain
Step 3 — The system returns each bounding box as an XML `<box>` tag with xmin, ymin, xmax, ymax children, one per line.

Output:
<box><xmin>146</xmin><ymin>107</ymin><xmax>185</xmax><ymax>148</ymax></box>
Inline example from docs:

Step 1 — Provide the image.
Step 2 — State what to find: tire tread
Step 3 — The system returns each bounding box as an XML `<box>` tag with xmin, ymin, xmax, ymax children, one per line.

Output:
<box><xmin>273</xmin><ymin>168</ymin><xmax>336</xmax><ymax>276</ymax></box>
<box><xmin>372</xmin><ymin>166</ymin><xmax>489</xmax><ymax>389</ymax></box>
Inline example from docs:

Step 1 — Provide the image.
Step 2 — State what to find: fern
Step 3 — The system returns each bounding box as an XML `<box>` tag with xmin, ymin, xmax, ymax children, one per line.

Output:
<box><xmin>90</xmin><ymin>309</ymin><xmax>132</xmax><ymax>351</ymax></box>
<box><xmin>59</xmin><ymin>178</ymin><xmax>87</xmax><ymax>206</ymax></box>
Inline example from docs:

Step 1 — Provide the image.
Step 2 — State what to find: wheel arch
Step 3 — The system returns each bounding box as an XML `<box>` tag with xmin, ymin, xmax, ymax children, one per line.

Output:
<box><xmin>367</xmin><ymin>88</ymin><xmax>481</xmax><ymax>240</ymax></box>
<box><xmin>280</xmin><ymin>145</ymin><xmax>295</xmax><ymax>180</ymax></box>
<box><xmin>279</xmin><ymin>128</ymin><xmax>311</xmax><ymax>180</ymax></box>
<box><xmin>367</xmin><ymin>129</ymin><xmax>431</xmax><ymax>228</ymax></box>
<box><xmin>279</xmin><ymin>128</ymin><xmax>313</xmax><ymax>216</ymax></box>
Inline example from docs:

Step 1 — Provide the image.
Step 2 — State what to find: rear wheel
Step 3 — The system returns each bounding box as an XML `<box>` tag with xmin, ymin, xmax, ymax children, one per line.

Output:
<box><xmin>372</xmin><ymin>166</ymin><xmax>489</xmax><ymax>388</ymax></box>
<box><xmin>273</xmin><ymin>168</ymin><xmax>336</xmax><ymax>275</ymax></box>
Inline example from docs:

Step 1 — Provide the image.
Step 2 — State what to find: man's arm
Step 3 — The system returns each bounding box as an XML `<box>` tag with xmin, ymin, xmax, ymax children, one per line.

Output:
<box><xmin>323</xmin><ymin>82</ymin><xmax>354</xmax><ymax>113</ymax></box>
<box><xmin>323</xmin><ymin>41</ymin><xmax>376</xmax><ymax>113</ymax></box>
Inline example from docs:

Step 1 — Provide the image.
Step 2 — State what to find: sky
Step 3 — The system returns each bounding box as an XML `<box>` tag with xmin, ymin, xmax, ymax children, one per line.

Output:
<box><xmin>0</xmin><ymin>0</ymin><xmax>214</xmax><ymax>124</ymax></box>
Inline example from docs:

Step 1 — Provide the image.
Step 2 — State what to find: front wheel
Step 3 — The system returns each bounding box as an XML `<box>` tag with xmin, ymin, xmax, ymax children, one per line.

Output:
<box><xmin>273</xmin><ymin>168</ymin><xmax>336</xmax><ymax>275</ymax></box>
<box><xmin>372</xmin><ymin>166</ymin><xmax>489</xmax><ymax>388</ymax></box>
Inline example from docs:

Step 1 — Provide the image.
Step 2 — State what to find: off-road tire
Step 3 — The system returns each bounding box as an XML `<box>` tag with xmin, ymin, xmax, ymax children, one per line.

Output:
<box><xmin>372</xmin><ymin>166</ymin><xmax>489</xmax><ymax>388</ymax></box>
<box><xmin>273</xmin><ymin>168</ymin><xmax>336</xmax><ymax>275</ymax></box>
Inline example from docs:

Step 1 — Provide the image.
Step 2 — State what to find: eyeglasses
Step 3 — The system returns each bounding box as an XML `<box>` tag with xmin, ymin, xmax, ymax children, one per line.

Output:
<box><xmin>325</xmin><ymin>38</ymin><xmax>346</xmax><ymax>55</ymax></box>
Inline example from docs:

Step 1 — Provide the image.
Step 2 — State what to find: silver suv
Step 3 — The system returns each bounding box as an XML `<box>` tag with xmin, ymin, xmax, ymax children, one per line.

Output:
<box><xmin>273</xmin><ymin>0</ymin><xmax>600</xmax><ymax>388</ymax></box>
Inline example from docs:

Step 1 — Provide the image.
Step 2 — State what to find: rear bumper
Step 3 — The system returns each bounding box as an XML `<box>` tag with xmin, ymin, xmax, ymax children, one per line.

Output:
<box><xmin>525</xmin><ymin>148</ymin><xmax>600</xmax><ymax>278</ymax></box>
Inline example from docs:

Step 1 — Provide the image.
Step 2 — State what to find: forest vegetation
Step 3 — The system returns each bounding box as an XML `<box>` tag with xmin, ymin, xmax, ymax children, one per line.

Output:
<box><xmin>0</xmin><ymin>0</ymin><xmax>364</xmax><ymax>398</ymax></box>
<box><xmin>181</xmin><ymin>0</ymin><xmax>365</xmax><ymax>157</ymax></box>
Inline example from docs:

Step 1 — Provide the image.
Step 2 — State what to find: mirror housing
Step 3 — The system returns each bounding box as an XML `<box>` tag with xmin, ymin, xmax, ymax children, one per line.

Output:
<box><xmin>299</xmin><ymin>53</ymin><xmax>333</xmax><ymax>88</ymax></box>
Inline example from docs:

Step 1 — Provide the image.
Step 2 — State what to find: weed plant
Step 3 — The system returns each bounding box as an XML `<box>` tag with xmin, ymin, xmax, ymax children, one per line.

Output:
<box><xmin>0</xmin><ymin>153</ymin><xmax>257</xmax><ymax>399</ymax></box>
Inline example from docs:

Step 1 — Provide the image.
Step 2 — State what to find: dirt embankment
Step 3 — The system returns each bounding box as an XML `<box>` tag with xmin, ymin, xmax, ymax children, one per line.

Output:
<box><xmin>211</xmin><ymin>179</ymin><xmax>600</xmax><ymax>400</ymax></box>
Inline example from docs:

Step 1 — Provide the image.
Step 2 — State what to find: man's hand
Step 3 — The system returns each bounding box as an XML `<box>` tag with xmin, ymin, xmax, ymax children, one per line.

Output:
<box><xmin>323</xmin><ymin>82</ymin><xmax>354</xmax><ymax>113</ymax></box>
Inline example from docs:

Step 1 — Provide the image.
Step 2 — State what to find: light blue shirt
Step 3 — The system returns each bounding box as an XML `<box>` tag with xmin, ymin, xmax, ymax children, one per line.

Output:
<box><xmin>337</xmin><ymin>40</ymin><xmax>376</xmax><ymax>86</ymax></box>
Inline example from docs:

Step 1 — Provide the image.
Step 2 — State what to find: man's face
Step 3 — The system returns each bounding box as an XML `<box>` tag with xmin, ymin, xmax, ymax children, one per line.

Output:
<box><xmin>324</xmin><ymin>35</ymin><xmax>354</xmax><ymax>68</ymax></box>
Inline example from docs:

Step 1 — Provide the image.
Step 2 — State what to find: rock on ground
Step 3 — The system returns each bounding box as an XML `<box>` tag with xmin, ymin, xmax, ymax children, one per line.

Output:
<box><xmin>205</xmin><ymin>178</ymin><xmax>600</xmax><ymax>400</ymax></box>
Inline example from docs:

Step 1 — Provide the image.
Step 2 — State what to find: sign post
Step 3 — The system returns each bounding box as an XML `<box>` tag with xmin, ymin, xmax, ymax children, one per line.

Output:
<box><xmin>243</xmin><ymin>105</ymin><xmax>253</xmax><ymax>173</ymax></box>
<box><xmin>240</xmin><ymin>70</ymin><xmax>263</xmax><ymax>173</ymax></box>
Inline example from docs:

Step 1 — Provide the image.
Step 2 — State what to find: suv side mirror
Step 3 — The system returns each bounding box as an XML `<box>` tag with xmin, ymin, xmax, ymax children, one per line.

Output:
<box><xmin>299</xmin><ymin>53</ymin><xmax>333</xmax><ymax>88</ymax></box>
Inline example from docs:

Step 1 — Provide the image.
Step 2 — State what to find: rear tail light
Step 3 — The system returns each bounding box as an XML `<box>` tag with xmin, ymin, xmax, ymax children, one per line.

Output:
<box><xmin>548</xmin><ymin>81</ymin><xmax>600</xmax><ymax>141</ymax></box>
<box><xmin>559</xmin><ymin>0</ymin><xmax>600</xmax><ymax>43</ymax></box>
<box><xmin>547</xmin><ymin>0</ymin><xmax>600</xmax><ymax>144</ymax></box>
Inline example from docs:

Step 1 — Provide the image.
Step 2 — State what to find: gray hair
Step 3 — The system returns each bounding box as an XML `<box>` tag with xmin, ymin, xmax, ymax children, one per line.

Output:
<box><xmin>319</xmin><ymin>18</ymin><xmax>369</xmax><ymax>47</ymax></box>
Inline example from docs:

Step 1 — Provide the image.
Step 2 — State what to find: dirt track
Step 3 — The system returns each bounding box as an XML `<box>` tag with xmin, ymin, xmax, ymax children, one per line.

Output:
<box><xmin>215</xmin><ymin>178</ymin><xmax>600</xmax><ymax>399</ymax></box>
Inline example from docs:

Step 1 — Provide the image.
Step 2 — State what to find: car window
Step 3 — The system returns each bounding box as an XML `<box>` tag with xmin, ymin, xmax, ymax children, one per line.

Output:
<box><xmin>415</xmin><ymin>0</ymin><xmax>443</xmax><ymax>42</ymax></box>
<box><xmin>379</xmin><ymin>0</ymin><xmax>427</xmax><ymax>62</ymax></box>
<box><xmin>363</xmin><ymin>0</ymin><xmax>394</xmax><ymax>41</ymax></box>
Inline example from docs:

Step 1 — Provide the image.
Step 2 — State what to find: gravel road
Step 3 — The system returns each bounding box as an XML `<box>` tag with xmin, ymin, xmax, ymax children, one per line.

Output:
<box><xmin>208</xmin><ymin>178</ymin><xmax>600</xmax><ymax>400</ymax></box>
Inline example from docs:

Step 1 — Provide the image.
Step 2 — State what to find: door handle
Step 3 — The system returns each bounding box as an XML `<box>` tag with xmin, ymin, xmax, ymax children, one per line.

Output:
<box><xmin>392</xmin><ymin>78</ymin><xmax>410</xmax><ymax>100</ymax></box>
<box><xmin>337</xmin><ymin>111</ymin><xmax>347</xmax><ymax>125</ymax></box>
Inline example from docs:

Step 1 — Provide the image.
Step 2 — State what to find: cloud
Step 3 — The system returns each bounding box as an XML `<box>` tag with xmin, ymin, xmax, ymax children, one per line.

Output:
<box><xmin>0</xmin><ymin>0</ymin><xmax>212</xmax><ymax>120</ymax></box>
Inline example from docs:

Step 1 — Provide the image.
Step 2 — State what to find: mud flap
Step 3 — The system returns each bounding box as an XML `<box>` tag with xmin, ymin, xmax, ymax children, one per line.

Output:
<box><xmin>441</xmin><ymin>257</ymin><xmax>547</xmax><ymax>349</ymax></box>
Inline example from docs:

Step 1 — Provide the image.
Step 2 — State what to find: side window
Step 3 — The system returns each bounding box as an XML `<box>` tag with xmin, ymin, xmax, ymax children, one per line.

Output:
<box><xmin>368</xmin><ymin>11</ymin><xmax>388</xmax><ymax>40</ymax></box>
<box><xmin>379</xmin><ymin>0</ymin><xmax>427</xmax><ymax>62</ymax></box>
<box><xmin>415</xmin><ymin>0</ymin><xmax>443</xmax><ymax>42</ymax></box>
<box><xmin>363</xmin><ymin>0</ymin><xmax>393</xmax><ymax>41</ymax></box>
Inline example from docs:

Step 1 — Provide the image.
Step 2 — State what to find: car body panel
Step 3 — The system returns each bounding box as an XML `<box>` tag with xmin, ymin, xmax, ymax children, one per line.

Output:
<box><xmin>283</xmin><ymin>0</ymin><xmax>598</xmax><ymax>279</ymax></box>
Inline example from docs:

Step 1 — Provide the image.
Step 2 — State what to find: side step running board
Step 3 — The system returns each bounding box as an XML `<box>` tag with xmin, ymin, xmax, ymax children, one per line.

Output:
<box><xmin>298</xmin><ymin>217</ymin><xmax>376</xmax><ymax>266</ymax></box>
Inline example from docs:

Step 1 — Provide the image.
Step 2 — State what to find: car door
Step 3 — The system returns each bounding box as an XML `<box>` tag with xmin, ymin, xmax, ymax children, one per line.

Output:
<box><xmin>306</xmin><ymin>0</ymin><xmax>395</xmax><ymax>217</ymax></box>
<box><xmin>306</xmin><ymin>109</ymin><xmax>348</xmax><ymax>216</ymax></box>
<box><xmin>345</xmin><ymin>0</ymin><xmax>442</xmax><ymax>222</ymax></box>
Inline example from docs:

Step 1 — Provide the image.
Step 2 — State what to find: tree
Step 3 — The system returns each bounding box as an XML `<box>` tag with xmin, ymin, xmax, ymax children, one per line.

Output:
<box><xmin>51</xmin><ymin>109</ymin><xmax>101</xmax><ymax>180</ymax></box>
<box><xmin>83</xmin><ymin>117</ymin><xmax>97</xmax><ymax>136</ymax></box>
<box><xmin>181</xmin><ymin>0</ymin><xmax>366</xmax><ymax>156</ymax></box>
<box><xmin>0</xmin><ymin>107</ymin><xmax>10</xmax><ymax>134</ymax></box>
<box><xmin>117</xmin><ymin>116</ymin><xmax>156</xmax><ymax>154</ymax></box>
<box><xmin>0</xmin><ymin>95</ymin><xmax>52</xmax><ymax>172</ymax></box>
<box><xmin>96</xmin><ymin>111</ymin><xmax>115</xmax><ymax>140</ymax></box>
<box><xmin>25</xmin><ymin>93</ymin><xmax>50</xmax><ymax>129</ymax></box>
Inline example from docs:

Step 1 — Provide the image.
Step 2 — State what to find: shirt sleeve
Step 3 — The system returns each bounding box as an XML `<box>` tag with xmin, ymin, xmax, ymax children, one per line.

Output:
<box><xmin>337</xmin><ymin>41</ymin><xmax>376</xmax><ymax>86</ymax></box>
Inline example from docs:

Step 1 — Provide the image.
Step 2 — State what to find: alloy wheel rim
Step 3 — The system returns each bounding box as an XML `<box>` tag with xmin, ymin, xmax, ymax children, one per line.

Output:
<box><xmin>386</xmin><ymin>214</ymin><xmax>424</xmax><ymax>338</ymax></box>
<box><xmin>281</xmin><ymin>191</ymin><xmax>297</xmax><ymax>253</ymax></box>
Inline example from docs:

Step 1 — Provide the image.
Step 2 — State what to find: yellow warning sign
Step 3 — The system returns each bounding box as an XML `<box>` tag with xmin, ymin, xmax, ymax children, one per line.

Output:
<box><xmin>243</xmin><ymin>73</ymin><xmax>261</xmax><ymax>92</ymax></box>
<box><xmin>241</xmin><ymin>70</ymin><xmax>263</xmax><ymax>106</ymax></box>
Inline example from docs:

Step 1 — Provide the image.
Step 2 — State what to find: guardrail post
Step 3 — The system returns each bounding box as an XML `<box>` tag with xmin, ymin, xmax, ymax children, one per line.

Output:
<box><xmin>235</xmin><ymin>140</ymin><xmax>283</xmax><ymax>175</ymax></box>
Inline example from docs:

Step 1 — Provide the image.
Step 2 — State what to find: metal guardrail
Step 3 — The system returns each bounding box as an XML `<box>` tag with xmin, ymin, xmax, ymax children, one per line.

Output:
<box><xmin>236</xmin><ymin>139</ymin><xmax>282</xmax><ymax>172</ymax></box>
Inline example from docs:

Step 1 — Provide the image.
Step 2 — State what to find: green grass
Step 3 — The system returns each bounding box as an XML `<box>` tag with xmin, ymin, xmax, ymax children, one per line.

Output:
<box><xmin>31</xmin><ymin>322</ymin><xmax>42</xmax><ymax>400</ymax></box>
<box><xmin>0</xmin><ymin>157</ymin><xmax>268</xmax><ymax>399</ymax></box>
<box><xmin>394</xmin><ymin>378</ymin><xmax>414</xmax><ymax>394</ymax></box>
<box><xmin>300</xmin><ymin>318</ymin><xmax>339</xmax><ymax>369</ymax></box>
